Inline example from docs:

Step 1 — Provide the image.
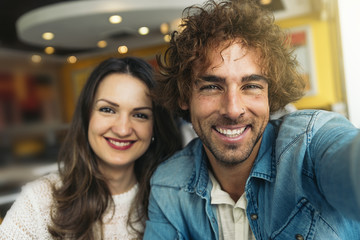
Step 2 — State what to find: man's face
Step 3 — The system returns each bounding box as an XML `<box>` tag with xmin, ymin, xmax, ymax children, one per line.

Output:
<box><xmin>181</xmin><ymin>42</ymin><xmax>270</xmax><ymax>166</ymax></box>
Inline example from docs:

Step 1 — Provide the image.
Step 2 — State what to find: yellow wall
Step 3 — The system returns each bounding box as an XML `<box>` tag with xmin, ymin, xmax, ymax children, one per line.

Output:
<box><xmin>277</xmin><ymin>13</ymin><xmax>343</xmax><ymax>110</ymax></box>
<box><xmin>60</xmin><ymin>44</ymin><xmax>168</xmax><ymax>122</ymax></box>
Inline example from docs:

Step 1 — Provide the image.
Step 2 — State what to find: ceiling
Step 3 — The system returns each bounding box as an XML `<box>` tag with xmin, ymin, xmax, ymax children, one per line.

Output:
<box><xmin>0</xmin><ymin>0</ymin><xmax>312</xmax><ymax>61</ymax></box>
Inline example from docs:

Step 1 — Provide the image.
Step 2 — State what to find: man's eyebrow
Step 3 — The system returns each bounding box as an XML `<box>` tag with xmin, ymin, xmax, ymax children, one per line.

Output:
<box><xmin>196</xmin><ymin>74</ymin><xmax>268</xmax><ymax>84</ymax></box>
<box><xmin>242</xmin><ymin>74</ymin><xmax>268</xmax><ymax>83</ymax></box>
<box><xmin>196</xmin><ymin>75</ymin><xmax>225</xmax><ymax>83</ymax></box>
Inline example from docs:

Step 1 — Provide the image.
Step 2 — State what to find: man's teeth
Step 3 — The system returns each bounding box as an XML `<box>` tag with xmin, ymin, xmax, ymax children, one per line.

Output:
<box><xmin>216</xmin><ymin>127</ymin><xmax>246</xmax><ymax>137</ymax></box>
<box><xmin>109</xmin><ymin>139</ymin><xmax>131</xmax><ymax>146</ymax></box>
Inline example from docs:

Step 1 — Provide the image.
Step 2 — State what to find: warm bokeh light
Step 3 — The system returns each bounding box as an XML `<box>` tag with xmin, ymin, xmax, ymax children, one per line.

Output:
<box><xmin>138</xmin><ymin>27</ymin><xmax>149</xmax><ymax>35</ymax></box>
<box><xmin>67</xmin><ymin>56</ymin><xmax>77</xmax><ymax>64</ymax></box>
<box><xmin>42</xmin><ymin>32</ymin><xmax>54</xmax><ymax>40</ymax></box>
<box><xmin>97</xmin><ymin>40</ymin><xmax>107</xmax><ymax>48</ymax></box>
<box><xmin>164</xmin><ymin>34</ymin><xmax>171</xmax><ymax>42</ymax></box>
<box><xmin>170</xmin><ymin>18</ymin><xmax>185</xmax><ymax>33</ymax></box>
<box><xmin>44</xmin><ymin>46</ymin><xmax>55</xmax><ymax>54</ymax></box>
<box><xmin>31</xmin><ymin>54</ymin><xmax>42</xmax><ymax>63</ymax></box>
<box><xmin>109</xmin><ymin>15</ymin><xmax>122</xmax><ymax>24</ymax></box>
<box><xmin>260</xmin><ymin>0</ymin><xmax>272</xmax><ymax>5</ymax></box>
<box><xmin>160</xmin><ymin>23</ymin><xmax>169</xmax><ymax>34</ymax></box>
<box><xmin>118</xmin><ymin>45</ymin><xmax>128</xmax><ymax>54</ymax></box>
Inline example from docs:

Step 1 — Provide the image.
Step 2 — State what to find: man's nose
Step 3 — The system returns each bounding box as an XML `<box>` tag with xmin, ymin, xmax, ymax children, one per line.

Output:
<box><xmin>220</xmin><ymin>89</ymin><xmax>245</xmax><ymax>120</ymax></box>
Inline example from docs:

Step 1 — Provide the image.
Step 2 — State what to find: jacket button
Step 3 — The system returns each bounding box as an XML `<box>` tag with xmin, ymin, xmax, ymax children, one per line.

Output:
<box><xmin>295</xmin><ymin>234</ymin><xmax>304</xmax><ymax>240</ymax></box>
<box><xmin>250</xmin><ymin>214</ymin><xmax>258</xmax><ymax>220</ymax></box>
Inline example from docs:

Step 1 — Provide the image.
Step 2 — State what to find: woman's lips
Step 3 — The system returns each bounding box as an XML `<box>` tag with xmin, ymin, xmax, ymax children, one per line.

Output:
<box><xmin>106</xmin><ymin>137</ymin><xmax>135</xmax><ymax>150</ymax></box>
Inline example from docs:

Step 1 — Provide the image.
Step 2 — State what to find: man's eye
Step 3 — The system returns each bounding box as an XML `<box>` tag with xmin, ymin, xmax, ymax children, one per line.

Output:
<box><xmin>99</xmin><ymin>107</ymin><xmax>115</xmax><ymax>114</ymax></box>
<box><xmin>199</xmin><ymin>85</ymin><xmax>221</xmax><ymax>91</ymax></box>
<box><xmin>243</xmin><ymin>84</ymin><xmax>263</xmax><ymax>90</ymax></box>
<box><xmin>134</xmin><ymin>113</ymin><xmax>149</xmax><ymax>119</ymax></box>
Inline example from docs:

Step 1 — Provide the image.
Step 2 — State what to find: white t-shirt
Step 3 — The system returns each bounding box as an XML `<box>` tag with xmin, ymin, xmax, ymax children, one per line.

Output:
<box><xmin>0</xmin><ymin>173</ymin><xmax>141</xmax><ymax>240</ymax></box>
<box><xmin>209</xmin><ymin>172</ymin><xmax>256</xmax><ymax>240</ymax></box>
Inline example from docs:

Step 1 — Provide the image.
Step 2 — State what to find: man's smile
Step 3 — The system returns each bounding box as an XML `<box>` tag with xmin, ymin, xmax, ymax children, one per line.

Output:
<box><xmin>214</xmin><ymin>126</ymin><xmax>248</xmax><ymax>138</ymax></box>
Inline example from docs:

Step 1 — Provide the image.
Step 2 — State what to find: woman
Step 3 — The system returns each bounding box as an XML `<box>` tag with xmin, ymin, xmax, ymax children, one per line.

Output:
<box><xmin>0</xmin><ymin>57</ymin><xmax>182</xmax><ymax>239</ymax></box>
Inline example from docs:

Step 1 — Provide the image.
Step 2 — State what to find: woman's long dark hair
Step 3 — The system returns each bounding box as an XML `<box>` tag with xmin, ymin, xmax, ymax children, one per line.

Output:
<box><xmin>49</xmin><ymin>57</ymin><xmax>182</xmax><ymax>239</ymax></box>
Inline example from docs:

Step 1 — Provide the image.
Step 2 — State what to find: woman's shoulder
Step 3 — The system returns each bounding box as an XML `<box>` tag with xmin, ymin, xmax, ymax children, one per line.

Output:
<box><xmin>21</xmin><ymin>172</ymin><xmax>60</xmax><ymax>203</ymax></box>
<box><xmin>0</xmin><ymin>172</ymin><xmax>60</xmax><ymax>239</ymax></box>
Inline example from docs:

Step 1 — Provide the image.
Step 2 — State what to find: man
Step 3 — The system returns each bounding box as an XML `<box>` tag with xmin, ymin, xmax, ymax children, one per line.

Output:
<box><xmin>144</xmin><ymin>0</ymin><xmax>360</xmax><ymax>239</ymax></box>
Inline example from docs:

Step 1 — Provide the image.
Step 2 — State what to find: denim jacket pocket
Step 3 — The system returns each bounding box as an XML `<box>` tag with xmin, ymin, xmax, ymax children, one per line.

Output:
<box><xmin>270</xmin><ymin>198</ymin><xmax>341</xmax><ymax>240</ymax></box>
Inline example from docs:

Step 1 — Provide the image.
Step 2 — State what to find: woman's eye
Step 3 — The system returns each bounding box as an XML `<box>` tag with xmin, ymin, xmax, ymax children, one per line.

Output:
<box><xmin>134</xmin><ymin>113</ymin><xmax>149</xmax><ymax>119</ymax></box>
<box><xmin>99</xmin><ymin>107</ymin><xmax>115</xmax><ymax>114</ymax></box>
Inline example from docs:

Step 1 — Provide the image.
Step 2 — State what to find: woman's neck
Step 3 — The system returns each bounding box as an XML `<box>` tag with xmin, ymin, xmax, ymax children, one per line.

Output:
<box><xmin>107</xmin><ymin>174</ymin><xmax>137</xmax><ymax>195</ymax></box>
<box><xmin>99</xmin><ymin>163</ymin><xmax>137</xmax><ymax>195</ymax></box>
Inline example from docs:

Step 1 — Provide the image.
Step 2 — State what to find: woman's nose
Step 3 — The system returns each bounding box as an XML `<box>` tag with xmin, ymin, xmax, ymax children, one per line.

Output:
<box><xmin>111</xmin><ymin>115</ymin><xmax>133</xmax><ymax>136</ymax></box>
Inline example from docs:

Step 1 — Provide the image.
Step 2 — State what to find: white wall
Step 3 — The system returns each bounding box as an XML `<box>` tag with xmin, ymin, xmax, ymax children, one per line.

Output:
<box><xmin>337</xmin><ymin>0</ymin><xmax>360</xmax><ymax>128</ymax></box>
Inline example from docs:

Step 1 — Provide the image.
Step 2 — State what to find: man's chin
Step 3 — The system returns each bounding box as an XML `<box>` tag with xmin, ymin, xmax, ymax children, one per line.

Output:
<box><xmin>214</xmin><ymin>156</ymin><xmax>248</xmax><ymax>167</ymax></box>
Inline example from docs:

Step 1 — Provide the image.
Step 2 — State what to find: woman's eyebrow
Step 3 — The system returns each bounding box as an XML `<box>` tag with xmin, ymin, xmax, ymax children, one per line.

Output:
<box><xmin>95</xmin><ymin>99</ymin><xmax>119</xmax><ymax>107</ymax></box>
<box><xmin>134</xmin><ymin>106</ymin><xmax>153</xmax><ymax>111</ymax></box>
<box><xmin>96</xmin><ymin>99</ymin><xmax>153</xmax><ymax>111</ymax></box>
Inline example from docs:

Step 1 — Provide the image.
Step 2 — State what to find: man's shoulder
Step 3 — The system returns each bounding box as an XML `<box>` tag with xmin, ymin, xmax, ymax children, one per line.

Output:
<box><xmin>151</xmin><ymin>138</ymin><xmax>203</xmax><ymax>188</ymax></box>
<box><xmin>269</xmin><ymin>109</ymin><xmax>352</xmax><ymax>146</ymax></box>
<box><xmin>273</xmin><ymin>109</ymin><xmax>348</xmax><ymax>130</ymax></box>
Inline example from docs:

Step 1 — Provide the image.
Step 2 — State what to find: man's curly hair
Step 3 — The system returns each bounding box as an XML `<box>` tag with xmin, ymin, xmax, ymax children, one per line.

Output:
<box><xmin>155</xmin><ymin>0</ymin><xmax>306</xmax><ymax>121</ymax></box>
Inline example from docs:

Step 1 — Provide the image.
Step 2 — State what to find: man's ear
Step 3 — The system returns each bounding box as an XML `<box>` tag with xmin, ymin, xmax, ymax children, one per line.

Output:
<box><xmin>179</xmin><ymin>99</ymin><xmax>189</xmax><ymax>110</ymax></box>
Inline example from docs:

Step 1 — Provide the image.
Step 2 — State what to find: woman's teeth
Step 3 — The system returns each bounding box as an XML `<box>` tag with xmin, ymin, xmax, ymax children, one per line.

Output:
<box><xmin>109</xmin><ymin>139</ymin><xmax>131</xmax><ymax>146</ymax></box>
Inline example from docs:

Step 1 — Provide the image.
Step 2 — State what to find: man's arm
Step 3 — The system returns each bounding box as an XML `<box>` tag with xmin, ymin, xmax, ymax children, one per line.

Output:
<box><xmin>312</xmin><ymin>112</ymin><xmax>360</xmax><ymax>220</ymax></box>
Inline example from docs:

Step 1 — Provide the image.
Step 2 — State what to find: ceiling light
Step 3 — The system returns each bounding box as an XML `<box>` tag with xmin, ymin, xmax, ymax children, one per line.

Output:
<box><xmin>118</xmin><ymin>45</ymin><xmax>128</xmax><ymax>54</ymax></box>
<box><xmin>97</xmin><ymin>40</ymin><xmax>107</xmax><ymax>48</ymax></box>
<box><xmin>260</xmin><ymin>0</ymin><xmax>272</xmax><ymax>5</ymax></box>
<box><xmin>109</xmin><ymin>15</ymin><xmax>122</xmax><ymax>24</ymax></box>
<box><xmin>67</xmin><ymin>56</ymin><xmax>77</xmax><ymax>64</ymax></box>
<box><xmin>42</xmin><ymin>32</ymin><xmax>54</xmax><ymax>40</ymax></box>
<box><xmin>164</xmin><ymin>34</ymin><xmax>171</xmax><ymax>43</ymax></box>
<box><xmin>138</xmin><ymin>27</ymin><xmax>149</xmax><ymax>35</ymax></box>
<box><xmin>31</xmin><ymin>55</ymin><xmax>42</xmax><ymax>63</ymax></box>
<box><xmin>160</xmin><ymin>23</ymin><xmax>169</xmax><ymax>34</ymax></box>
<box><xmin>44</xmin><ymin>46</ymin><xmax>55</xmax><ymax>54</ymax></box>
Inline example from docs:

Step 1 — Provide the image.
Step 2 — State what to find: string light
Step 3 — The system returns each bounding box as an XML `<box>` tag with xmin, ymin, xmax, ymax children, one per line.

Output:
<box><xmin>67</xmin><ymin>56</ymin><xmax>77</xmax><ymax>64</ymax></box>
<box><xmin>118</xmin><ymin>45</ymin><xmax>128</xmax><ymax>54</ymax></box>
<box><xmin>109</xmin><ymin>15</ymin><xmax>122</xmax><ymax>24</ymax></box>
<box><xmin>44</xmin><ymin>46</ymin><xmax>55</xmax><ymax>54</ymax></box>
<box><xmin>42</xmin><ymin>32</ymin><xmax>54</xmax><ymax>40</ymax></box>
<box><xmin>31</xmin><ymin>54</ymin><xmax>42</xmax><ymax>63</ymax></box>
<box><xmin>138</xmin><ymin>27</ymin><xmax>149</xmax><ymax>35</ymax></box>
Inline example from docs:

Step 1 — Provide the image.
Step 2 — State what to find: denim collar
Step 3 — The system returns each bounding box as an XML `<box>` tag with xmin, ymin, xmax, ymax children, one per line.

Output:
<box><xmin>184</xmin><ymin>139</ymin><xmax>211</xmax><ymax>197</ymax></box>
<box><xmin>249</xmin><ymin>123</ymin><xmax>277</xmax><ymax>183</ymax></box>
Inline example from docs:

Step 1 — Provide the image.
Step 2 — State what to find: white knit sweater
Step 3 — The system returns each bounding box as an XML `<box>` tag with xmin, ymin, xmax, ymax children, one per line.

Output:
<box><xmin>0</xmin><ymin>173</ymin><xmax>142</xmax><ymax>240</ymax></box>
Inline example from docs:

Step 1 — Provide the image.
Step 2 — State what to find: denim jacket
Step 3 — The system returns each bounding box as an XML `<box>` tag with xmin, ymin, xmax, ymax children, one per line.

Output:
<box><xmin>144</xmin><ymin>110</ymin><xmax>360</xmax><ymax>240</ymax></box>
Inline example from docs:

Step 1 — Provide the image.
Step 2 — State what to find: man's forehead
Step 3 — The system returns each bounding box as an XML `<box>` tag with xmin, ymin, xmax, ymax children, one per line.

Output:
<box><xmin>194</xmin><ymin>41</ymin><xmax>261</xmax><ymax>75</ymax></box>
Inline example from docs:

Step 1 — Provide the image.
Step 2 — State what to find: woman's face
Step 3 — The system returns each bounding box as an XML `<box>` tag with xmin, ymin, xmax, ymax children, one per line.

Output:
<box><xmin>88</xmin><ymin>73</ymin><xmax>153</xmax><ymax>174</ymax></box>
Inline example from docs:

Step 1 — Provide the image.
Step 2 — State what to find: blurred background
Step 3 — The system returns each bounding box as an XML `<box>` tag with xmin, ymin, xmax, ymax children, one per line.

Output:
<box><xmin>0</xmin><ymin>0</ymin><xmax>359</xmax><ymax>220</ymax></box>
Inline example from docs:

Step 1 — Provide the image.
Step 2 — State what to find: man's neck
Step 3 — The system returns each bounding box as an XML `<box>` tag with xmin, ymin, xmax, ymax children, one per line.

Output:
<box><xmin>209</xmin><ymin>159</ymin><xmax>253</xmax><ymax>201</ymax></box>
<box><xmin>207</xmin><ymin>140</ymin><xmax>261</xmax><ymax>202</ymax></box>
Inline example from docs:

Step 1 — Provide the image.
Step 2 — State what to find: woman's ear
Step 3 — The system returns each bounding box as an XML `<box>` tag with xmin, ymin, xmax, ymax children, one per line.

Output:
<box><xmin>178</xmin><ymin>99</ymin><xmax>189</xmax><ymax>110</ymax></box>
